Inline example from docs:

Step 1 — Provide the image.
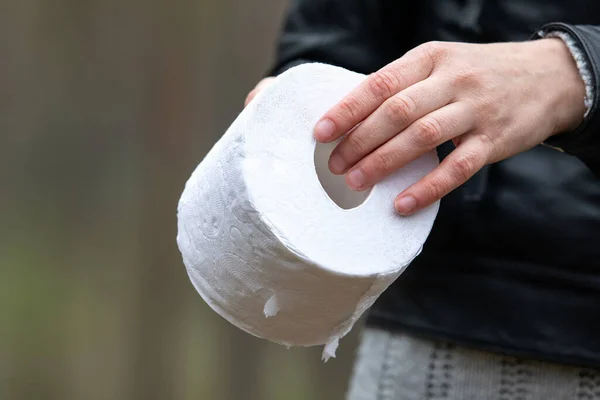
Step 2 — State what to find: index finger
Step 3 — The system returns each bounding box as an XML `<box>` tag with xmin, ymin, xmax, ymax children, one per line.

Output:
<box><xmin>314</xmin><ymin>46</ymin><xmax>435</xmax><ymax>143</ymax></box>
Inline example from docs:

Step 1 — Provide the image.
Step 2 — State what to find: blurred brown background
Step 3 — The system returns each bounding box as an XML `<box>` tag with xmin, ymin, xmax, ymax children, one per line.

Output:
<box><xmin>0</xmin><ymin>1</ymin><xmax>362</xmax><ymax>399</ymax></box>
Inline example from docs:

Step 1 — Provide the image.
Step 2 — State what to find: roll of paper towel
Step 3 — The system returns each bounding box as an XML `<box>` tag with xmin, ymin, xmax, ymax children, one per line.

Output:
<box><xmin>177</xmin><ymin>63</ymin><xmax>439</xmax><ymax>360</ymax></box>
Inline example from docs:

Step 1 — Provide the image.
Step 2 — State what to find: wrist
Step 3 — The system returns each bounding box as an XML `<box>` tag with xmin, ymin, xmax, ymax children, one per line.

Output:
<box><xmin>537</xmin><ymin>37</ymin><xmax>587</xmax><ymax>135</ymax></box>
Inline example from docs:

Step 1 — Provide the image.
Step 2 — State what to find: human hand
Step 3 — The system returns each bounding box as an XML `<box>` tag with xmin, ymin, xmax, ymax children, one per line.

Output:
<box><xmin>244</xmin><ymin>77</ymin><xmax>276</xmax><ymax>107</ymax></box>
<box><xmin>314</xmin><ymin>39</ymin><xmax>586</xmax><ymax>215</ymax></box>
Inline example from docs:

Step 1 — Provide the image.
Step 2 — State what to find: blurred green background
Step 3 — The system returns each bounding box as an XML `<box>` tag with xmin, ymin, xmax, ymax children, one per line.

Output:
<box><xmin>0</xmin><ymin>1</ymin><xmax>362</xmax><ymax>399</ymax></box>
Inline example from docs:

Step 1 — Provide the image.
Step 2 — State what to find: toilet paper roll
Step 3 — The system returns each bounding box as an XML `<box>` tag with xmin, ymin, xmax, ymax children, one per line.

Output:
<box><xmin>177</xmin><ymin>63</ymin><xmax>439</xmax><ymax>360</ymax></box>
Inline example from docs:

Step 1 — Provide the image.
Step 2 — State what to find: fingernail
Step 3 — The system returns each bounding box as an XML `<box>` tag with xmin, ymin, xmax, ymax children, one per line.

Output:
<box><xmin>329</xmin><ymin>154</ymin><xmax>346</xmax><ymax>174</ymax></box>
<box><xmin>314</xmin><ymin>119</ymin><xmax>335</xmax><ymax>141</ymax></box>
<box><xmin>347</xmin><ymin>168</ymin><xmax>366</xmax><ymax>190</ymax></box>
<box><xmin>395</xmin><ymin>195</ymin><xmax>417</xmax><ymax>215</ymax></box>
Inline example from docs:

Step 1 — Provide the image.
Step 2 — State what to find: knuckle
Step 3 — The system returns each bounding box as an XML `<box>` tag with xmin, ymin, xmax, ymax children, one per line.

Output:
<box><xmin>368</xmin><ymin>150</ymin><xmax>393</xmax><ymax>175</ymax></box>
<box><xmin>338</xmin><ymin>97</ymin><xmax>362</xmax><ymax>121</ymax></box>
<box><xmin>477</xmin><ymin>132</ymin><xmax>495</xmax><ymax>149</ymax></box>
<box><xmin>368</xmin><ymin>70</ymin><xmax>398</xmax><ymax>100</ymax></box>
<box><xmin>419</xmin><ymin>41</ymin><xmax>450</xmax><ymax>64</ymax></box>
<box><xmin>476</xmin><ymin>96</ymin><xmax>496</xmax><ymax>117</ymax></box>
<box><xmin>345</xmin><ymin>133</ymin><xmax>368</xmax><ymax>157</ymax></box>
<box><xmin>424</xmin><ymin>41</ymin><xmax>445</xmax><ymax>55</ymax></box>
<box><xmin>384</xmin><ymin>94</ymin><xmax>415</xmax><ymax>123</ymax></box>
<box><xmin>476</xmin><ymin>132</ymin><xmax>498</xmax><ymax>159</ymax></box>
<box><xmin>415</xmin><ymin>117</ymin><xmax>443</xmax><ymax>147</ymax></box>
<box><xmin>422</xmin><ymin>177</ymin><xmax>446</xmax><ymax>201</ymax></box>
<box><xmin>450</xmin><ymin>151</ymin><xmax>481</xmax><ymax>182</ymax></box>
<box><xmin>451</xmin><ymin>69</ymin><xmax>473</xmax><ymax>88</ymax></box>
<box><xmin>451</xmin><ymin>67</ymin><xmax>485</xmax><ymax>89</ymax></box>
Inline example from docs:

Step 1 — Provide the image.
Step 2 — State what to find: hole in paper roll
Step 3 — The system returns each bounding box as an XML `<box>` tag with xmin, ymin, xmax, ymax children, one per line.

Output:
<box><xmin>314</xmin><ymin>140</ymin><xmax>371</xmax><ymax>210</ymax></box>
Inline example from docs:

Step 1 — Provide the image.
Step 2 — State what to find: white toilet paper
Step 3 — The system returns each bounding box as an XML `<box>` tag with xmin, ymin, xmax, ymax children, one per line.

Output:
<box><xmin>177</xmin><ymin>63</ymin><xmax>439</xmax><ymax>360</ymax></box>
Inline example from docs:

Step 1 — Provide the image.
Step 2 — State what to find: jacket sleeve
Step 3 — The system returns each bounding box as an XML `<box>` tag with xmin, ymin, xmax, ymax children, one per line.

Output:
<box><xmin>534</xmin><ymin>23</ymin><xmax>600</xmax><ymax>176</ymax></box>
<box><xmin>269</xmin><ymin>0</ymin><xmax>417</xmax><ymax>77</ymax></box>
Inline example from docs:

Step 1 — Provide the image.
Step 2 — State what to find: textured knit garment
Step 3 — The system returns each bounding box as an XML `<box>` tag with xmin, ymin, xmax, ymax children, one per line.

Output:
<box><xmin>347</xmin><ymin>327</ymin><xmax>600</xmax><ymax>400</ymax></box>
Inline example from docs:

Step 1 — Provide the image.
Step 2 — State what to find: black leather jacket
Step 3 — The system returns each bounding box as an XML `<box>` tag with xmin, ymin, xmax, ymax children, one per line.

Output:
<box><xmin>269</xmin><ymin>0</ymin><xmax>600</xmax><ymax>368</ymax></box>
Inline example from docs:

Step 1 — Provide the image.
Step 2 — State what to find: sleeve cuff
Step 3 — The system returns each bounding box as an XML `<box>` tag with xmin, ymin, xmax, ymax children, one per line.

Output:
<box><xmin>538</xmin><ymin>30</ymin><xmax>594</xmax><ymax>116</ymax></box>
<box><xmin>531</xmin><ymin>24</ymin><xmax>600</xmax><ymax>167</ymax></box>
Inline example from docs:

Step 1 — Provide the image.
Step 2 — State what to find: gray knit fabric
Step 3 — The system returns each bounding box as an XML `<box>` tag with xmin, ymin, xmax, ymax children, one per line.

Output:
<box><xmin>346</xmin><ymin>327</ymin><xmax>600</xmax><ymax>400</ymax></box>
<box><xmin>542</xmin><ymin>30</ymin><xmax>594</xmax><ymax>116</ymax></box>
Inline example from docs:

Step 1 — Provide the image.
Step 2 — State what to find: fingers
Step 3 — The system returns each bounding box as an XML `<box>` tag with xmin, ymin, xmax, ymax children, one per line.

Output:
<box><xmin>328</xmin><ymin>76</ymin><xmax>454</xmax><ymax>174</ymax></box>
<box><xmin>314</xmin><ymin>47</ymin><xmax>435</xmax><ymax>142</ymax></box>
<box><xmin>344</xmin><ymin>101</ymin><xmax>475</xmax><ymax>191</ymax></box>
<box><xmin>244</xmin><ymin>77</ymin><xmax>276</xmax><ymax>107</ymax></box>
<box><xmin>244</xmin><ymin>89</ymin><xmax>259</xmax><ymax>107</ymax></box>
<box><xmin>394</xmin><ymin>134</ymin><xmax>491</xmax><ymax>215</ymax></box>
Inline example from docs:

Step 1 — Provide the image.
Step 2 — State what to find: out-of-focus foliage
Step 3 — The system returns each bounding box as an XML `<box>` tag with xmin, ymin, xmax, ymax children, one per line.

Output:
<box><xmin>0</xmin><ymin>1</ymin><xmax>359</xmax><ymax>399</ymax></box>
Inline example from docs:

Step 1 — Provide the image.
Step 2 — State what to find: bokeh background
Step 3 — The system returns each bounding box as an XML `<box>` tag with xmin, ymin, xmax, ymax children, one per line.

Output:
<box><xmin>1</xmin><ymin>1</ymin><xmax>363</xmax><ymax>399</ymax></box>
